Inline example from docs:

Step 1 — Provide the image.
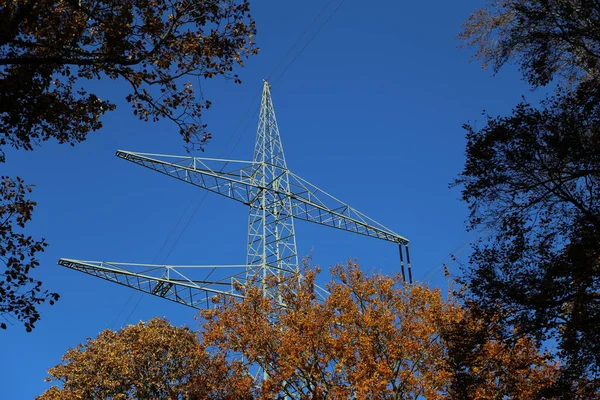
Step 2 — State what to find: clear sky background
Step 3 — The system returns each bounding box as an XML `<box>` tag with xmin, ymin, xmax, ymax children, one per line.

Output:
<box><xmin>2</xmin><ymin>1</ymin><xmax>546</xmax><ymax>397</ymax></box>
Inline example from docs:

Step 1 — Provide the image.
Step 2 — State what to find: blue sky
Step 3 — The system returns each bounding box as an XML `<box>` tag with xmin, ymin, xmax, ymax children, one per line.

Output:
<box><xmin>2</xmin><ymin>1</ymin><xmax>544</xmax><ymax>396</ymax></box>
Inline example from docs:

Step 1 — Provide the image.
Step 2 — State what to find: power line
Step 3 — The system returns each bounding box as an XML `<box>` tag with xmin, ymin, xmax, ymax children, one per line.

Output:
<box><xmin>152</xmin><ymin>0</ymin><xmax>352</xmax><ymax>265</ymax></box>
<box><xmin>420</xmin><ymin>227</ymin><xmax>492</xmax><ymax>283</ymax></box>
<box><xmin>115</xmin><ymin>100</ymin><xmax>260</xmax><ymax>327</ymax></box>
<box><xmin>267</xmin><ymin>0</ymin><xmax>338</xmax><ymax>80</ymax></box>
<box><xmin>272</xmin><ymin>0</ymin><xmax>349</xmax><ymax>85</ymax></box>
<box><xmin>110</xmin><ymin>183</ymin><xmax>202</xmax><ymax>328</ymax></box>
<box><xmin>117</xmin><ymin>0</ymin><xmax>351</xmax><ymax>326</ymax></box>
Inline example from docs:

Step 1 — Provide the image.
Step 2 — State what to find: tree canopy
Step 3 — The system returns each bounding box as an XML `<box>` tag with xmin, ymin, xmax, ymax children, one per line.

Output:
<box><xmin>457</xmin><ymin>0</ymin><xmax>600</xmax><ymax>396</ymax></box>
<box><xmin>0</xmin><ymin>0</ymin><xmax>257</xmax><ymax>331</ymax></box>
<box><xmin>40</xmin><ymin>263</ymin><xmax>557</xmax><ymax>399</ymax></box>
<box><xmin>200</xmin><ymin>262</ymin><xmax>556</xmax><ymax>399</ymax></box>
<box><xmin>1</xmin><ymin>0</ymin><xmax>257</xmax><ymax>153</ymax></box>
<box><xmin>38</xmin><ymin>317</ymin><xmax>252</xmax><ymax>400</ymax></box>
<box><xmin>201</xmin><ymin>263</ymin><xmax>458</xmax><ymax>399</ymax></box>
<box><xmin>460</xmin><ymin>0</ymin><xmax>600</xmax><ymax>87</ymax></box>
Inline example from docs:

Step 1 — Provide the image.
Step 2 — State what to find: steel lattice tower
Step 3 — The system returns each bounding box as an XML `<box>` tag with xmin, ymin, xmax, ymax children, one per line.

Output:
<box><xmin>59</xmin><ymin>80</ymin><xmax>411</xmax><ymax>308</ymax></box>
<box><xmin>246</xmin><ymin>82</ymin><xmax>298</xmax><ymax>291</ymax></box>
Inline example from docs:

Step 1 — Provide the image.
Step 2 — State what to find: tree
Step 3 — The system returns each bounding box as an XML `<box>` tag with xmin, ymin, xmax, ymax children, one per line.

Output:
<box><xmin>457</xmin><ymin>1</ymin><xmax>600</xmax><ymax>396</ymax></box>
<box><xmin>199</xmin><ymin>262</ymin><xmax>557</xmax><ymax>399</ymax></box>
<box><xmin>459</xmin><ymin>0</ymin><xmax>600</xmax><ymax>87</ymax></box>
<box><xmin>38</xmin><ymin>317</ymin><xmax>252</xmax><ymax>399</ymax></box>
<box><xmin>0</xmin><ymin>0</ymin><xmax>257</xmax><ymax>330</ymax></box>
<box><xmin>0</xmin><ymin>176</ymin><xmax>57</xmax><ymax>332</ymax></box>
<box><xmin>455</xmin><ymin>88</ymin><xmax>600</xmax><ymax>396</ymax></box>
<box><xmin>1</xmin><ymin>0</ymin><xmax>257</xmax><ymax>152</ymax></box>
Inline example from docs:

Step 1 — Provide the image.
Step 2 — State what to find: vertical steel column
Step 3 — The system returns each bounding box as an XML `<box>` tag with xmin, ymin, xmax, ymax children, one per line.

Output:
<box><xmin>246</xmin><ymin>80</ymin><xmax>299</xmax><ymax>299</ymax></box>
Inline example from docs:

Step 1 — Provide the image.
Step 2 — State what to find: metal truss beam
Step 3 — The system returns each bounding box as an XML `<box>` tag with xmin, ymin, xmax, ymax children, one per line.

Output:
<box><xmin>58</xmin><ymin>259</ymin><xmax>329</xmax><ymax>308</ymax></box>
<box><xmin>115</xmin><ymin>152</ymin><xmax>408</xmax><ymax>245</ymax></box>
<box><xmin>58</xmin><ymin>259</ymin><xmax>247</xmax><ymax>309</ymax></box>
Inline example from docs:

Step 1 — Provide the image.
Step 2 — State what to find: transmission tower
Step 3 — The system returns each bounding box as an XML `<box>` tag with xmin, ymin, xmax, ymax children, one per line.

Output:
<box><xmin>58</xmin><ymin>80</ymin><xmax>411</xmax><ymax>309</ymax></box>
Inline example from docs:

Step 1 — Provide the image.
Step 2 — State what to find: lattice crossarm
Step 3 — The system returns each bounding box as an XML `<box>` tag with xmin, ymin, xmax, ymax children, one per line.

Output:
<box><xmin>285</xmin><ymin>173</ymin><xmax>408</xmax><ymax>245</ymax></box>
<box><xmin>116</xmin><ymin>150</ymin><xmax>260</xmax><ymax>205</ymax></box>
<box><xmin>58</xmin><ymin>259</ymin><xmax>246</xmax><ymax>310</ymax></box>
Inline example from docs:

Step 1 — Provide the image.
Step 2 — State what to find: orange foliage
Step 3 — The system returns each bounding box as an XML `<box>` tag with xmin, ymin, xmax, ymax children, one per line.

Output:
<box><xmin>200</xmin><ymin>261</ymin><xmax>558</xmax><ymax>399</ymax></box>
<box><xmin>444</xmin><ymin>304</ymin><xmax>559</xmax><ymax>399</ymax></box>
<box><xmin>39</xmin><ymin>262</ymin><xmax>558</xmax><ymax>399</ymax></box>
<box><xmin>38</xmin><ymin>318</ymin><xmax>251</xmax><ymax>399</ymax></box>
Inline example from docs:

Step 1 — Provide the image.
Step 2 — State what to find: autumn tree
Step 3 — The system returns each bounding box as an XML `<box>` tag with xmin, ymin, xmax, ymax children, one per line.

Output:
<box><xmin>443</xmin><ymin>303</ymin><xmax>560</xmax><ymax>399</ymax></box>
<box><xmin>0</xmin><ymin>0</ymin><xmax>257</xmax><ymax>330</ymax></box>
<box><xmin>459</xmin><ymin>0</ymin><xmax>600</xmax><ymax>87</ymax></box>
<box><xmin>38</xmin><ymin>317</ymin><xmax>253</xmax><ymax>399</ymax></box>
<box><xmin>199</xmin><ymin>262</ymin><xmax>557</xmax><ymax>399</ymax></box>
<box><xmin>457</xmin><ymin>0</ymin><xmax>600</xmax><ymax>396</ymax></box>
